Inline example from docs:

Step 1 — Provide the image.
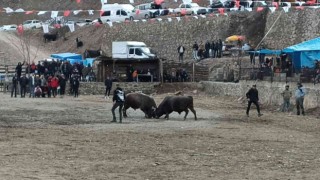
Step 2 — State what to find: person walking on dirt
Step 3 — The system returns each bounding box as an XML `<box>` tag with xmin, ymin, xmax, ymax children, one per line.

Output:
<box><xmin>246</xmin><ymin>84</ymin><xmax>263</xmax><ymax>117</ymax></box>
<box><xmin>281</xmin><ymin>85</ymin><xmax>292</xmax><ymax>112</ymax></box>
<box><xmin>11</xmin><ymin>73</ymin><xmax>18</xmax><ymax>98</ymax></box>
<box><xmin>295</xmin><ymin>83</ymin><xmax>306</xmax><ymax>116</ymax></box>
<box><xmin>111</xmin><ymin>84</ymin><xmax>125</xmax><ymax>123</ymax></box>
<box><xmin>104</xmin><ymin>76</ymin><xmax>113</xmax><ymax>99</ymax></box>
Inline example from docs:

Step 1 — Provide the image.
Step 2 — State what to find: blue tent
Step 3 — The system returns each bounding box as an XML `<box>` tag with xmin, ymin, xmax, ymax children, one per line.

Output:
<box><xmin>248</xmin><ymin>49</ymin><xmax>281</xmax><ymax>55</ymax></box>
<box><xmin>82</xmin><ymin>58</ymin><xmax>95</xmax><ymax>67</ymax></box>
<box><xmin>282</xmin><ymin>37</ymin><xmax>320</xmax><ymax>69</ymax></box>
<box><xmin>51</xmin><ymin>53</ymin><xmax>82</xmax><ymax>61</ymax></box>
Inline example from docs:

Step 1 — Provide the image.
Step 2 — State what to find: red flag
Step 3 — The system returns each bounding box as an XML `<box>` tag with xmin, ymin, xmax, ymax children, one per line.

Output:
<box><xmin>272</xmin><ymin>2</ymin><xmax>279</xmax><ymax>9</ymax></box>
<box><xmin>64</xmin><ymin>10</ymin><xmax>70</xmax><ymax>17</ymax></box>
<box><xmin>235</xmin><ymin>0</ymin><xmax>240</xmax><ymax>8</ymax></box>
<box><xmin>76</xmin><ymin>0</ymin><xmax>81</xmax><ymax>3</ymax></box>
<box><xmin>306</xmin><ymin>0</ymin><xmax>316</xmax><ymax>5</ymax></box>
<box><xmin>257</xmin><ymin>7</ymin><xmax>264</xmax><ymax>12</ymax></box>
<box><xmin>136</xmin><ymin>9</ymin><xmax>140</xmax><ymax>15</ymax></box>
<box><xmin>25</xmin><ymin>11</ymin><xmax>33</xmax><ymax>15</ymax></box>
<box><xmin>100</xmin><ymin>10</ymin><xmax>104</xmax><ymax>16</ymax></box>
<box><xmin>17</xmin><ymin>24</ymin><xmax>24</xmax><ymax>35</ymax></box>
<box><xmin>54</xmin><ymin>24</ymin><xmax>61</xmax><ymax>28</ymax></box>
<box><xmin>181</xmin><ymin>9</ymin><xmax>187</xmax><ymax>16</ymax></box>
<box><xmin>154</xmin><ymin>0</ymin><xmax>164</xmax><ymax>5</ymax></box>
<box><xmin>295</xmin><ymin>6</ymin><xmax>304</xmax><ymax>10</ymax></box>
<box><xmin>218</xmin><ymin>8</ymin><xmax>224</xmax><ymax>15</ymax></box>
<box><xmin>94</xmin><ymin>22</ymin><xmax>102</xmax><ymax>27</ymax></box>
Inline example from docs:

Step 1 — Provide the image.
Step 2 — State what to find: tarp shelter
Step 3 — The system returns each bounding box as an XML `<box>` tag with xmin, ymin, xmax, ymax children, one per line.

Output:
<box><xmin>51</xmin><ymin>53</ymin><xmax>82</xmax><ymax>60</ymax></box>
<box><xmin>247</xmin><ymin>49</ymin><xmax>282</xmax><ymax>55</ymax></box>
<box><xmin>82</xmin><ymin>58</ymin><xmax>95</xmax><ymax>67</ymax></box>
<box><xmin>282</xmin><ymin>37</ymin><xmax>320</xmax><ymax>69</ymax></box>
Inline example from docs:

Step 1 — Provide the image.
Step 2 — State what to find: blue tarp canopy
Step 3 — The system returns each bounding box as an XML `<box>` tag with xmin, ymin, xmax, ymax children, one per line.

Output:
<box><xmin>282</xmin><ymin>37</ymin><xmax>320</xmax><ymax>69</ymax></box>
<box><xmin>248</xmin><ymin>49</ymin><xmax>281</xmax><ymax>55</ymax></box>
<box><xmin>51</xmin><ymin>53</ymin><xmax>82</xmax><ymax>60</ymax></box>
<box><xmin>82</xmin><ymin>58</ymin><xmax>95</xmax><ymax>67</ymax></box>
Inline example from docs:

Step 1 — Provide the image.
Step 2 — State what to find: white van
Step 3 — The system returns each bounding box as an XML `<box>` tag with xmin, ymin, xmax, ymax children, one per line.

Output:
<box><xmin>100</xmin><ymin>4</ymin><xmax>135</xmax><ymax>23</ymax></box>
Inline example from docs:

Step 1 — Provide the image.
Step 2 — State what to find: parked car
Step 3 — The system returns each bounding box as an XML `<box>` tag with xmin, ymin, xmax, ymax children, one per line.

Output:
<box><xmin>22</xmin><ymin>20</ymin><xmax>42</xmax><ymax>29</ymax></box>
<box><xmin>0</xmin><ymin>24</ymin><xmax>17</xmax><ymax>31</ymax></box>
<box><xmin>173</xmin><ymin>3</ymin><xmax>208</xmax><ymax>16</ymax></box>
<box><xmin>134</xmin><ymin>2</ymin><xmax>169</xmax><ymax>19</ymax></box>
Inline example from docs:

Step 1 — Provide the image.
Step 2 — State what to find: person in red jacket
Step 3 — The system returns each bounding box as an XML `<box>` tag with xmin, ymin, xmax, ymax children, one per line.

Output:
<box><xmin>51</xmin><ymin>75</ymin><xmax>59</xmax><ymax>98</ymax></box>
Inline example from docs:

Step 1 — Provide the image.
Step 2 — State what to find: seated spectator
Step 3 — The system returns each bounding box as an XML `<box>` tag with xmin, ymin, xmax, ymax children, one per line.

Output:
<box><xmin>34</xmin><ymin>86</ymin><xmax>42</xmax><ymax>98</ymax></box>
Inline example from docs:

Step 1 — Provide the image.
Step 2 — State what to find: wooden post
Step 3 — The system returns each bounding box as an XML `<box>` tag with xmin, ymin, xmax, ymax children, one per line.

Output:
<box><xmin>192</xmin><ymin>62</ymin><xmax>195</xmax><ymax>82</ymax></box>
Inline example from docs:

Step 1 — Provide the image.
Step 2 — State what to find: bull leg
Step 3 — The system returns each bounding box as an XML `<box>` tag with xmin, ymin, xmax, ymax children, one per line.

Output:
<box><xmin>189</xmin><ymin>107</ymin><xmax>197</xmax><ymax>120</ymax></box>
<box><xmin>184</xmin><ymin>109</ymin><xmax>189</xmax><ymax>120</ymax></box>
<box><xmin>123</xmin><ymin>105</ymin><xmax>129</xmax><ymax>118</ymax></box>
<box><xmin>165</xmin><ymin>113</ymin><xmax>169</xmax><ymax>120</ymax></box>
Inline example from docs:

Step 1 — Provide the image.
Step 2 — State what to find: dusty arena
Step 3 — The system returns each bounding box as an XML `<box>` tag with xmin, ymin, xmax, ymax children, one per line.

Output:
<box><xmin>0</xmin><ymin>90</ymin><xmax>319</xmax><ymax>180</ymax></box>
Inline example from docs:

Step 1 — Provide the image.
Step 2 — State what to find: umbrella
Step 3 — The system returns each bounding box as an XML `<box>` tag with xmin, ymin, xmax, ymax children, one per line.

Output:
<box><xmin>226</xmin><ymin>35</ymin><xmax>245</xmax><ymax>42</ymax></box>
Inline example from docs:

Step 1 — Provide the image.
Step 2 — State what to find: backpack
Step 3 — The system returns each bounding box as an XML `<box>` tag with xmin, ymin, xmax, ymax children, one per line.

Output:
<box><xmin>117</xmin><ymin>90</ymin><xmax>124</xmax><ymax>102</ymax></box>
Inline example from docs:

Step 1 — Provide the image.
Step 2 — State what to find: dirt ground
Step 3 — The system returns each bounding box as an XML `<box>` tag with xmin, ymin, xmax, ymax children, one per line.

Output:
<box><xmin>0</xmin><ymin>90</ymin><xmax>320</xmax><ymax>180</ymax></box>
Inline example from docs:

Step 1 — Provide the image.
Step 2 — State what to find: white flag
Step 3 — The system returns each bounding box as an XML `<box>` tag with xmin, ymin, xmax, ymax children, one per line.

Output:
<box><xmin>167</xmin><ymin>18</ymin><xmax>172</xmax><ymax>22</ymax></box>
<box><xmin>282</xmin><ymin>7</ymin><xmax>289</xmax><ymax>12</ymax></box>
<box><xmin>15</xmin><ymin>8</ymin><xmax>25</xmax><ymax>13</ymax></box>
<box><xmin>193</xmin><ymin>16</ymin><xmax>198</xmax><ymax>19</ymax></box>
<box><xmin>3</xmin><ymin>7</ymin><xmax>14</xmax><ymax>13</ymax></box>
<box><xmin>129</xmin><ymin>0</ymin><xmax>134</xmax><ymax>3</ymax></box>
<box><xmin>38</xmin><ymin>11</ymin><xmax>47</xmax><ymax>15</ymax></box>
<box><xmin>157</xmin><ymin>18</ymin><xmax>162</xmax><ymax>21</ymax></box>
<box><xmin>107</xmin><ymin>22</ymin><xmax>113</xmax><ymax>27</ymax></box>
<box><xmin>51</xmin><ymin>11</ymin><xmax>59</xmax><ymax>18</ymax></box>
<box><xmin>73</xmin><ymin>10</ymin><xmax>82</xmax><ymax>15</ymax></box>
<box><xmin>67</xmin><ymin>23</ymin><xmax>75</xmax><ymax>32</ymax></box>
<box><xmin>245</xmin><ymin>8</ymin><xmax>252</xmax><ymax>12</ymax></box>
<box><xmin>88</xmin><ymin>10</ymin><xmax>94</xmax><ymax>15</ymax></box>
<box><xmin>42</xmin><ymin>24</ymin><xmax>49</xmax><ymax>33</ymax></box>
<box><xmin>269</xmin><ymin>7</ymin><xmax>276</xmax><ymax>13</ymax></box>
<box><xmin>176</xmin><ymin>17</ymin><xmax>181</xmax><ymax>22</ymax></box>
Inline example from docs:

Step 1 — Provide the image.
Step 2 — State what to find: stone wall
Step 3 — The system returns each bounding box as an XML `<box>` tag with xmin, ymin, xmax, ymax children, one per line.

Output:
<box><xmin>80</xmin><ymin>82</ymin><xmax>160</xmax><ymax>95</ymax></box>
<box><xmin>200</xmin><ymin>81</ymin><xmax>320</xmax><ymax>108</ymax></box>
<box><xmin>263</xmin><ymin>9</ymin><xmax>320</xmax><ymax>49</ymax></box>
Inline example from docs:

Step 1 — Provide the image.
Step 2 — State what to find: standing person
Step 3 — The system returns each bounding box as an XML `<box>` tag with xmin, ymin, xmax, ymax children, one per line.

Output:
<box><xmin>111</xmin><ymin>84</ymin><xmax>125</xmax><ymax>123</ymax></box>
<box><xmin>15</xmin><ymin>61</ymin><xmax>25</xmax><ymax>80</ymax></box>
<box><xmin>198</xmin><ymin>41</ymin><xmax>205</xmax><ymax>60</ymax></box>
<box><xmin>295</xmin><ymin>83</ymin><xmax>306</xmax><ymax>115</ymax></box>
<box><xmin>11</xmin><ymin>74</ymin><xmax>18</xmax><ymax>98</ymax></box>
<box><xmin>211</xmin><ymin>41</ymin><xmax>216</xmax><ymax>58</ymax></box>
<box><xmin>281</xmin><ymin>85</ymin><xmax>292</xmax><ymax>112</ymax></box>
<box><xmin>192</xmin><ymin>41</ymin><xmax>199</xmax><ymax>61</ymax></box>
<box><xmin>59</xmin><ymin>74</ymin><xmax>67</xmax><ymax>98</ymax></box>
<box><xmin>214</xmin><ymin>40</ymin><xmax>219</xmax><ymax>58</ymax></box>
<box><xmin>19</xmin><ymin>74</ymin><xmax>28</xmax><ymax>98</ymax></box>
<box><xmin>28</xmin><ymin>73</ymin><xmax>36</xmax><ymax>98</ymax></box>
<box><xmin>47</xmin><ymin>75</ymin><xmax>53</xmax><ymax>98</ymax></box>
<box><xmin>205</xmin><ymin>40</ymin><xmax>211</xmax><ymax>58</ymax></box>
<box><xmin>73</xmin><ymin>76</ymin><xmax>80</xmax><ymax>98</ymax></box>
<box><xmin>218</xmin><ymin>39</ymin><xmax>223</xmax><ymax>58</ymax></box>
<box><xmin>246</xmin><ymin>84</ymin><xmax>263</xmax><ymax>117</ymax></box>
<box><xmin>177</xmin><ymin>45</ymin><xmax>185</xmax><ymax>62</ymax></box>
<box><xmin>51</xmin><ymin>75</ymin><xmax>59</xmax><ymax>98</ymax></box>
<box><xmin>104</xmin><ymin>76</ymin><xmax>113</xmax><ymax>99</ymax></box>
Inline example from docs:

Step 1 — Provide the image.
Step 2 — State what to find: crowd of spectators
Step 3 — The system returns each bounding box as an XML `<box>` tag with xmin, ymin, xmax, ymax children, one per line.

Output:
<box><xmin>163</xmin><ymin>68</ymin><xmax>189</xmax><ymax>82</ymax></box>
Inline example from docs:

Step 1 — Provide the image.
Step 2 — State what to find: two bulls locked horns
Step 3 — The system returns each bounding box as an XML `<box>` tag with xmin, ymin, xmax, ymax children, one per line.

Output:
<box><xmin>123</xmin><ymin>92</ymin><xmax>197</xmax><ymax>120</ymax></box>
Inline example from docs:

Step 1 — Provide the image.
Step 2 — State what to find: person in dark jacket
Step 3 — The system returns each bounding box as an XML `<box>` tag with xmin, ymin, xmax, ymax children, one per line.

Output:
<box><xmin>205</xmin><ymin>41</ymin><xmax>211</xmax><ymax>58</ymax></box>
<box><xmin>11</xmin><ymin>74</ymin><xmax>18</xmax><ymax>98</ymax></box>
<box><xmin>72</xmin><ymin>76</ymin><xmax>80</xmax><ymax>98</ymax></box>
<box><xmin>211</xmin><ymin>41</ymin><xmax>216</xmax><ymax>58</ymax></box>
<box><xmin>104</xmin><ymin>76</ymin><xmax>113</xmax><ymax>99</ymax></box>
<box><xmin>246</xmin><ymin>84</ymin><xmax>263</xmax><ymax>117</ymax></box>
<box><xmin>15</xmin><ymin>61</ymin><xmax>25</xmax><ymax>80</ymax></box>
<box><xmin>59</xmin><ymin>74</ymin><xmax>67</xmax><ymax>98</ymax></box>
<box><xmin>19</xmin><ymin>74</ymin><xmax>28</xmax><ymax>98</ymax></box>
<box><xmin>111</xmin><ymin>84</ymin><xmax>125</xmax><ymax>123</ymax></box>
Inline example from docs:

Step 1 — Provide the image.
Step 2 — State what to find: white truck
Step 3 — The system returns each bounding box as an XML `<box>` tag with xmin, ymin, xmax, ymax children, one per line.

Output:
<box><xmin>112</xmin><ymin>41</ymin><xmax>156</xmax><ymax>59</ymax></box>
